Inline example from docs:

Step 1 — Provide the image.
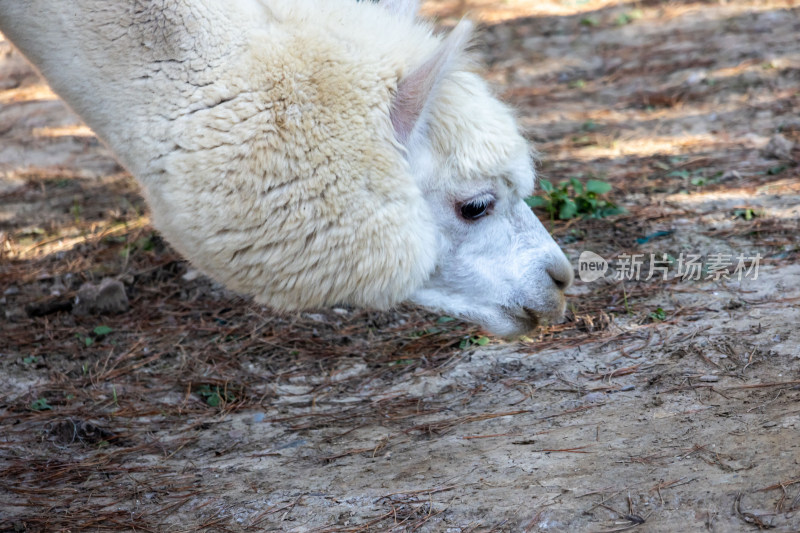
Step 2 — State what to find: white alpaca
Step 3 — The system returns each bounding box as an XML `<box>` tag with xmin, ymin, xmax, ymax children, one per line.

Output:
<box><xmin>0</xmin><ymin>0</ymin><xmax>573</xmax><ymax>336</ymax></box>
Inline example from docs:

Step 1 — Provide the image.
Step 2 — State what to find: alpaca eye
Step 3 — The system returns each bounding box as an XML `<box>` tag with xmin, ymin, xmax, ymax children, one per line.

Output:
<box><xmin>459</xmin><ymin>198</ymin><xmax>492</xmax><ymax>221</ymax></box>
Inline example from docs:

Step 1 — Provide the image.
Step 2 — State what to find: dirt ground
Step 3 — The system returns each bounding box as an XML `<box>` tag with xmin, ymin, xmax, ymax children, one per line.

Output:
<box><xmin>1</xmin><ymin>1</ymin><xmax>800</xmax><ymax>531</ymax></box>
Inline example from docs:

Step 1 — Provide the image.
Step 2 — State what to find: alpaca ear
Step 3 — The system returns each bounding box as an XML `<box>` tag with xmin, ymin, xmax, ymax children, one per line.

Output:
<box><xmin>380</xmin><ymin>0</ymin><xmax>419</xmax><ymax>20</ymax></box>
<box><xmin>390</xmin><ymin>19</ymin><xmax>473</xmax><ymax>146</ymax></box>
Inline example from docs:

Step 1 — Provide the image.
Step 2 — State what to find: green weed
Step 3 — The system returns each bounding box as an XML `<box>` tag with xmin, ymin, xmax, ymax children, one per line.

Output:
<box><xmin>649</xmin><ymin>307</ymin><xmax>667</xmax><ymax>322</ymax></box>
<box><xmin>31</xmin><ymin>398</ymin><xmax>52</xmax><ymax>411</ymax></box>
<box><xmin>733</xmin><ymin>208</ymin><xmax>761</xmax><ymax>221</ymax></box>
<box><xmin>196</xmin><ymin>384</ymin><xmax>237</xmax><ymax>408</ymax></box>
<box><xmin>526</xmin><ymin>178</ymin><xmax>625</xmax><ymax>220</ymax></box>
<box><xmin>459</xmin><ymin>335</ymin><xmax>490</xmax><ymax>349</ymax></box>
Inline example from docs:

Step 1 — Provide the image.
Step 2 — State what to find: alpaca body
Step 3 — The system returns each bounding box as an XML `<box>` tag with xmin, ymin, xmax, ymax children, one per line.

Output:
<box><xmin>0</xmin><ymin>0</ymin><xmax>573</xmax><ymax>335</ymax></box>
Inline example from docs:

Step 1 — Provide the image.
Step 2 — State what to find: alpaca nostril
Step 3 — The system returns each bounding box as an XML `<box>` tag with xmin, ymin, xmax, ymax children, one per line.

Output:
<box><xmin>547</xmin><ymin>260</ymin><xmax>574</xmax><ymax>291</ymax></box>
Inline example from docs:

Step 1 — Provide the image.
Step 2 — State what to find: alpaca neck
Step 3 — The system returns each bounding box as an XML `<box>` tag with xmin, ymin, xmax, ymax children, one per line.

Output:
<box><xmin>0</xmin><ymin>0</ymin><xmax>268</xmax><ymax>178</ymax></box>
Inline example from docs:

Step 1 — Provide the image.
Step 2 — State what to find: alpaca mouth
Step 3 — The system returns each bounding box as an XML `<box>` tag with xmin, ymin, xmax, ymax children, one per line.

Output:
<box><xmin>507</xmin><ymin>306</ymin><xmax>540</xmax><ymax>334</ymax></box>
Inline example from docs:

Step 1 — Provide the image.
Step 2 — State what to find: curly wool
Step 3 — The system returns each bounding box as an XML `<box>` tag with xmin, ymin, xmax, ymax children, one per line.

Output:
<box><xmin>0</xmin><ymin>0</ymin><xmax>447</xmax><ymax>309</ymax></box>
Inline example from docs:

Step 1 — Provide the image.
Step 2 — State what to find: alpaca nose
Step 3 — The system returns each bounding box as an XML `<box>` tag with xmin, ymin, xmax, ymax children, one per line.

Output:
<box><xmin>547</xmin><ymin>254</ymin><xmax>574</xmax><ymax>291</ymax></box>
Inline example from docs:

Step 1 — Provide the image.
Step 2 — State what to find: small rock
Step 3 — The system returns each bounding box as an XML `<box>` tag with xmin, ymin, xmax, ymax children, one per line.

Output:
<box><xmin>582</xmin><ymin>392</ymin><xmax>606</xmax><ymax>403</ymax></box>
<box><xmin>50</xmin><ymin>280</ymin><xmax>67</xmax><ymax>297</ymax></box>
<box><xmin>698</xmin><ymin>375</ymin><xmax>719</xmax><ymax>382</ymax></box>
<box><xmin>720</xmin><ymin>170</ymin><xmax>742</xmax><ymax>182</ymax></box>
<box><xmin>4</xmin><ymin>306</ymin><xmax>27</xmax><ymax>322</ymax></box>
<box><xmin>3</xmin><ymin>286</ymin><xmax>20</xmax><ymax>296</ymax></box>
<box><xmin>72</xmin><ymin>278</ymin><xmax>129</xmax><ymax>316</ymax></box>
<box><xmin>764</xmin><ymin>134</ymin><xmax>794</xmax><ymax>160</ymax></box>
<box><xmin>182</xmin><ymin>268</ymin><xmax>202</xmax><ymax>282</ymax></box>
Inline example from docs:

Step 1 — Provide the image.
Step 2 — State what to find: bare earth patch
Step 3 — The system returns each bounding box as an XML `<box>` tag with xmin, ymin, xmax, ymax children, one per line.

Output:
<box><xmin>1</xmin><ymin>1</ymin><xmax>799</xmax><ymax>531</ymax></box>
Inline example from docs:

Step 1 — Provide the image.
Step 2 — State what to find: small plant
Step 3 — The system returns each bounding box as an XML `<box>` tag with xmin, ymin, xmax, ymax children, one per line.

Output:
<box><xmin>119</xmin><ymin>232</ymin><xmax>158</xmax><ymax>259</ymax></box>
<box><xmin>70</xmin><ymin>198</ymin><xmax>82</xmax><ymax>223</ymax></box>
<box><xmin>94</xmin><ymin>325</ymin><xmax>113</xmax><ymax>336</ymax></box>
<box><xmin>76</xmin><ymin>325</ymin><xmax>114</xmax><ymax>347</ymax></box>
<box><xmin>135</xmin><ymin>234</ymin><xmax>156</xmax><ymax>252</ymax></box>
<box><xmin>526</xmin><ymin>178</ymin><xmax>625</xmax><ymax>220</ymax></box>
<box><xmin>667</xmin><ymin>167</ymin><xmax>722</xmax><ymax>189</ymax></box>
<box><xmin>581</xmin><ymin>119</ymin><xmax>600</xmax><ymax>132</ymax></box>
<box><xmin>767</xmin><ymin>165</ymin><xmax>787</xmax><ymax>176</ymax></box>
<box><xmin>733</xmin><ymin>208</ymin><xmax>761</xmax><ymax>221</ymax></box>
<box><xmin>614</xmin><ymin>9</ymin><xmax>643</xmax><ymax>26</ymax></box>
<box><xmin>459</xmin><ymin>335</ymin><xmax>490</xmax><ymax>349</ymax></box>
<box><xmin>31</xmin><ymin>398</ymin><xmax>52</xmax><ymax>411</ymax></box>
<box><xmin>196</xmin><ymin>384</ymin><xmax>237</xmax><ymax>407</ymax></box>
<box><xmin>649</xmin><ymin>307</ymin><xmax>667</xmax><ymax>322</ymax></box>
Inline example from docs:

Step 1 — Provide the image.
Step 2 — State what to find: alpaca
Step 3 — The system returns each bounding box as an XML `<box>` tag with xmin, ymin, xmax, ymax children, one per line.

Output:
<box><xmin>0</xmin><ymin>0</ymin><xmax>573</xmax><ymax>336</ymax></box>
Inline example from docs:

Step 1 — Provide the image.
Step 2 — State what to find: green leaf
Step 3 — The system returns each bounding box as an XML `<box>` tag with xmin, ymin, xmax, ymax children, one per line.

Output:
<box><xmin>550</xmin><ymin>189</ymin><xmax>568</xmax><ymax>203</ymax></box>
<box><xmin>734</xmin><ymin>208</ymin><xmax>759</xmax><ymax>221</ymax></box>
<box><xmin>31</xmin><ymin>398</ymin><xmax>52</xmax><ymax>411</ymax></box>
<box><xmin>206</xmin><ymin>393</ymin><xmax>221</xmax><ymax>407</ymax></box>
<box><xmin>436</xmin><ymin>316</ymin><xmax>456</xmax><ymax>324</ymax></box>
<box><xmin>597</xmin><ymin>206</ymin><xmax>626</xmax><ymax>217</ymax></box>
<box><xmin>767</xmin><ymin>165</ymin><xmax>787</xmax><ymax>175</ymax></box>
<box><xmin>667</xmin><ymin>169</ymin><xmax>690</xmax><ymax>179</ymax></box>
<box><xmin>84</xmin><ymin>337</ymin><xmax>94</xmax><ymax>347</ymax></box>
<box><xmin>525</xmin><ymin>196</ymin><xmax>548</xmax><ymax>208</ymax></box>
<box><xmin>474</xmin><ymin>336</ymin><xmax>490</xmax><ymax>346</ymax></box>
<box><xmin>581</xmin><ymin>120</ymin><xmax>599</xmax><ymax>132</ymax></box>
<box><xmin>22</xmin><ymin>355</ymin><xmax>37</xmax><ymax>365</ymax></box>
<box><xmin>585</xmin><ymin>179</ymin><xmax>612</xmax><ymax>195</ymax></box>
<box><xmin>570</xmin><ymin>178</ymin><xmax>584</xmax><ymax>194</ymax></box>
<box><xmin>93</xmin><ymin>325</ymin><xmax>113</xmax><ymax>336</ymax></box>
<box><xmin>559</xmin><ymin>199</ymin><xmax>578</xmax><ymax>219</ymax></box>
<box><xmin>538</xmin><ymin>179</ymin><xmax>553</xmax><ymax>193</ymax></box>
<box><xmin>136</xmin><ymin>235</ymin><xmax>155</xmax><ymax>251</ymax></box>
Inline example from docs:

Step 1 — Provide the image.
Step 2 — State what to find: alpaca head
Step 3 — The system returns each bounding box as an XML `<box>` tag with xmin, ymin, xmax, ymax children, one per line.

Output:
<box><xmin>386</xmin><ymin>4</ymin><xmax>574</xmax><ymax>337</ymax></box>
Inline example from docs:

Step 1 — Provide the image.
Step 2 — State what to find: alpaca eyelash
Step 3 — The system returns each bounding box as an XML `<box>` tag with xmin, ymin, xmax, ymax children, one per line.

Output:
<box><xmin>459</xmin><ymin>195</ymin><xmax>494</xmax><ymax>221</ymax></box>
